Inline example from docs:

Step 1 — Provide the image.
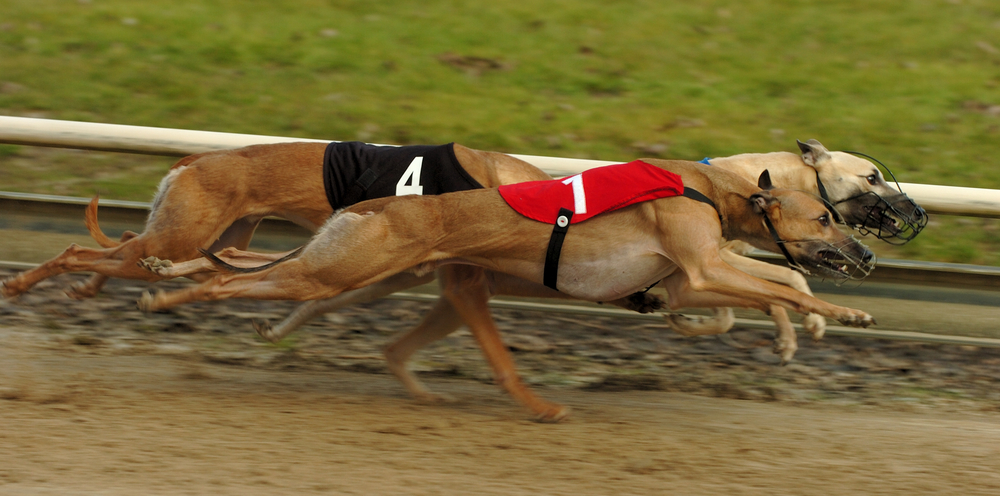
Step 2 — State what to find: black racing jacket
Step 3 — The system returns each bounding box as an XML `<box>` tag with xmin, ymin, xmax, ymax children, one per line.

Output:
<box><xmin>322</xmin><ymin>141</ymin><xmax>484</xmax><ymax>209</ymax></box>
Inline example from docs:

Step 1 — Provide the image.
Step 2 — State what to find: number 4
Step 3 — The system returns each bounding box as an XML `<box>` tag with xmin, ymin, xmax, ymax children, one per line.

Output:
<box><xmin>395</xmin><ymin>157</ymin><xmax>424</xmax><ymax>196</ymax></box>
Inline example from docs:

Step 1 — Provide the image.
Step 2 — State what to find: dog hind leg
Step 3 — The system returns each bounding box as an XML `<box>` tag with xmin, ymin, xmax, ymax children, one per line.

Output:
<box><xmin>438</xmin><ymin>265</ymin><xmax>569</xmax><ymax>422</ymax></box>
<box><xmin>65</xmin><ymin>230</ymin><xmax>141</xmax><ymax>299</ymax></box>
<box><xmin>259</xmin><ymin>271</ymin><xmax>435</xmax><ymax>343</ymax></box>
<box><xmin>384</xmin><ymin>296</ymin><xmax>466</xmax><ymax>403</ymax></box>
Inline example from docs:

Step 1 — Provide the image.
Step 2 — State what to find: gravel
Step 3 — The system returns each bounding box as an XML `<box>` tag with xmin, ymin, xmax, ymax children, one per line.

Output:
<box><xmin>3</xmin><ymin>268</ymin><xmax>999</xmax><ymax>413</ymax></box>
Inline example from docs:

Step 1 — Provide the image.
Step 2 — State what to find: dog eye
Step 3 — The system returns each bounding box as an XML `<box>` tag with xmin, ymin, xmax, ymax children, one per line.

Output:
<box><xmin>818</xmin><ymin>215</ymin><xmax>830</xmax><ymax>227</ymax></box>
<box><xmin>866</xmin><ymin>174</ymin><xmax>878</xmax><ymax>185</ymax></box>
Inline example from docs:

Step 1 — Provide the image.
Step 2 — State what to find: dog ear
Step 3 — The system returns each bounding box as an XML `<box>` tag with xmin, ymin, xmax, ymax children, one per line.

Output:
<box><xmin>757</xmin><ymin>170</ymin><xmax>774</xmax><ymax>190</ymax></box>
<box><xmin>797</xmin><ymin>139</ymin><xmax>831</xmax><ymax>168</ymax></box>
<box><xmin>750</xmin><ymin>191</ymin><xmax>777</xmax><ymax>215</ymax></box>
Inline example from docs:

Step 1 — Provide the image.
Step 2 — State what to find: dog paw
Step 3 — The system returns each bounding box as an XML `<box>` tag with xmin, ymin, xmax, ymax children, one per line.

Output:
<box><xmin>533</xmin><ymin>403</ymin><xmax>571</xmax><ymax>423</ymax></box>
<box><xmin>802</xmin><ymin>313</ymin><xmax>826</xmax><ymax>341</ymax></box>
<box><xmin>412</xmin><ymin>391</ymin><xmax>457</xmax><ymax>404</ymax></box>
<box><xmin>136</xmin><ymin>291</ymin><xmax>161</xmax><ymax>313</ymax></box>
<box><xmin>137</xmin><ymin>256</ymin><xmax>173</xmax><ymax>275</ymax></box>
<box><xmin>664</xmin><ymin>308</ymin><xmax>734</xmax><ymax>336</ymax></box>
<box><xmin>773</xmin><ymin>338</ymin><xmax>798</xmax><ymax>365</ymax></box>
<box><xmin>1</xmin><ymin>277</ymin><xmax>24</xmax><ymax>299</ymax></box>
<box><xmin>65</xmin><ymin>281</ymin><xmax>100</xmax><ymax>300</ymax></box>
<box><xmin>623</xmin><ymin>292</ymin><xmax>667</xmax><ymax>314</ymax></box>
<box><xmin>252</xmin><ymin>319</ymin><xmax>281</xmax><ymax>343</ymax></box>
<box><xmin>836</xmin><ymin>310</ymin><xmax>876</xmax><ymax>328</ymax></box>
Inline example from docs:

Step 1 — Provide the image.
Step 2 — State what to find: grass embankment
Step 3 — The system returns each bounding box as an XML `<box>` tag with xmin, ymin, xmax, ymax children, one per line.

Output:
<box><xmin>1</xmin><ymin>0</ymin><xmax>999</xmax><ymax>264</ymax></box>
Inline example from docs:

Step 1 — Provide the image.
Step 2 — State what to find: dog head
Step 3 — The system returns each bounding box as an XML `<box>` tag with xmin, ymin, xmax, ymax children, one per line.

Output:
<box><xmin>797</xmin><ymin>139</ymin><xmax>927</xmax><ymax>244</ymax></box>
<box><xmin>750</xmin><ymin>179</ymin><xmax>875</xmax><ymax>282</ymax></box>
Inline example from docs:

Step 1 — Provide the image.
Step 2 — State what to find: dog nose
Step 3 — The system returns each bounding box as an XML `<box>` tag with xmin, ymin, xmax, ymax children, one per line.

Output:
<box><xmin>913</xmin><ymin>206</ymin><xmax>926</xmax><ymax>221</ymax></box>
<box><xmin>861</xmin><ymin>249</ymin><xmax>875</xmax><ymax>264</ymax></box>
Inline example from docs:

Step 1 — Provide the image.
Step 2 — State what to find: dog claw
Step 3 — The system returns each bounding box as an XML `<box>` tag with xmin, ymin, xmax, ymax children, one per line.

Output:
<box><xmin>773</xmin><ymin>340</ymin><xmax>797</xmax><ymax>365</ymax></box>
<box><xmin>137</xmin><ymin>256</ymin><xmax>174</xmax><ymax>275</ymax></box>
<box><xmin>65</xmin><ymin>281</ymin><xmax>99</xmax><ymax>300</ymax></box>
<box><xmin>836</xmin><ymin>312</ymin><xmax>875</xmax><ymax>328</ymax></box>
<box><xmin>136</xmin><ymin>291</ymin><xmax>160</xmax><ymax>313</ymax></box>
<box><xmin>412</xmin><ymin>391</ymin><xmax>457</xmax><ymax>404</ymax></box>
<box><xmin>1</xmin><ymin>280</ymin><xmax>15</xmax><ymax>299</ymax></box>
<box><xmin>534</xmin><ymin>405</ymin><xmax>570</xmax><ymax>423</ymax></box>
<box><xmin>802</xmin><ymin>313</ymin><xmax>826</xmax><ymax>341</ymax></box>
<box><xmin>623</xmin><ymin>292</ymin><xmax>667</xmax><ymax>314</ymax></box>
<box><xmin>252</xmin><ymin>319</ymin><xmax>280</xmax><ymax>343</ymax></box>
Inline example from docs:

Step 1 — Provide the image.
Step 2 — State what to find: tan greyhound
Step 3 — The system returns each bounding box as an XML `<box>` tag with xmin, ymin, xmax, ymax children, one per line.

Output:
<box><xmin>216</xmin><ymin>139</ymin><xmax>924</xmax><ymax>366</ymax></box>
<box><xmin>136</xmin><ymin>159</ymin><xmax>877</xmax><ymax>420</ymax></box>
<box><xmin>1</xmin><ymin>139</ymin><xmax>920</xmax><ymax>412</ymax></box>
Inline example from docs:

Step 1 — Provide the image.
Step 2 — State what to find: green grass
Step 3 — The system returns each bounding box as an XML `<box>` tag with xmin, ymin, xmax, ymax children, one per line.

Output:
<box><xmin>1</xmin><ymin>0</ymin><xmax>999</xmax><ymax>264</ymax></box>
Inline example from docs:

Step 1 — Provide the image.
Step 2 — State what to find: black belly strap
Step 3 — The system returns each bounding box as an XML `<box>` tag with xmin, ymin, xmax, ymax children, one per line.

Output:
<box><xmin>541</xmin><ymin>187</ymin><xmax>718</xmax><ymax>292</ymax></box>
<box><xmin>543</xmin><ymin>208</ymin><xmax>574</xmax><ymax>290</ymax></box>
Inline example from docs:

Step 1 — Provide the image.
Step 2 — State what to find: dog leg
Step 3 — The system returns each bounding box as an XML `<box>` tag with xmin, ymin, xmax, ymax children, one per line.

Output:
<box><xmin>660</xmin><ymin>271</ymin><xmax>798</xmax><ymax>363</ymax></box>
<box><xmin>65</xmin><ymin>230</ymin><xmax>140</xmax><ymax>299</ymax></box>
<box><xmin>665</xmin><ymin>307</ymin><xmax>736</xmax><ymax>337</ymax></box>
<box><xmin>676</xmin><ymin>254</ymin><xmax>874</xmax><ymax>327</ymax></box>
<box><xmin>439</xmin><ymin>266</ymin><xmax>569</xmax><ymax>422</ymax></box>
<box><xmin>259</xmin><ymin>272</ymin><xmax>435</xmax><ymax>343</ymax></box>
<box><xmin>2</xmin><ymin>242</ymin><xmax>168</xmax><ymax>299</ymax></box>
<box><xmin>384</xmin><ymin>297</ymin><xmax>465</xmax><ymax>404</ymax></box>
<box><xmin>767</xmin><ymin>304</ymin><xmax>799</xmax><ymax>364</ymax></box>
<box><xmin>139</xmin><ymin>247</ymin><xmax>299</xmax><ymax>279</ymax></box>
<box><xmin>720</xmin><ymin>250</ymin><xmax>827</xmax><ymax>340</ymax></box>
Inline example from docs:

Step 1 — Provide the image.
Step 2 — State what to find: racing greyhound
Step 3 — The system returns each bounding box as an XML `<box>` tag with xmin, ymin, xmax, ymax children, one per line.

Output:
<box><xmin>227</xmin><ymin>139</ymin><xmax>925</xmax><ymax>365</ymax></box>
<box><xmin>136</xmin><ymin>159</ymin><xmax>878</xmax><ymax>420</ymax></box>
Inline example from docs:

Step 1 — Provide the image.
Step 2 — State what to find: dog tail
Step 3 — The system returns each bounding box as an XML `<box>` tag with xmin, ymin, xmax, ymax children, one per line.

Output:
<box><xmin>196</xmin><ymin>246</ymin><xmax>305</xmax><ymax>273</ymax></box>
<box><xmin>85</xmin><ymin>196</ymin><xmax>119</xmax><ymax>248</ymax></box>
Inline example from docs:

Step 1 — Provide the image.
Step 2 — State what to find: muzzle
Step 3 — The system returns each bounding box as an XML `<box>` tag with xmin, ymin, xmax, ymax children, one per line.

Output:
<box><xmin>761</xmin><ymin>211</ymin><xmax>876</xmax><ymax>285</ymax></box>
<box><xmin>835</xmin><ymin>191</ymin><xmax>928</xmax><ymax>245</ymax></box>
<box><xmin>779</xmin><ymin>236</ymin><xmax>877</xmax><ymax>284</ymax></box>
<box><xmin>815</xmin><ymin>150</ymin><xmax>929</xmax><ymax>245</ymax></box>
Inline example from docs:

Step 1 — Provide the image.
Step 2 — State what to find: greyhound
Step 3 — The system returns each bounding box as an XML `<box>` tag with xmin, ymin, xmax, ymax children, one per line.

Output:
<box><xmin>135</xmin><ymin>159</ymin><xmax>877</xmax><ymax>420</ymax></box>
<box><xmin>222</xmin><ymin>139</ymin><xmax>925</xmax><ymax>366</ymax></box>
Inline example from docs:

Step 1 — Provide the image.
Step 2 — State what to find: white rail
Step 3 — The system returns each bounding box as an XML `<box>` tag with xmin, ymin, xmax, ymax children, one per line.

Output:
<box><xmin>1</xmin><ymin>116</ymin><xmax>998</xmax><ymax>218</ymax></box>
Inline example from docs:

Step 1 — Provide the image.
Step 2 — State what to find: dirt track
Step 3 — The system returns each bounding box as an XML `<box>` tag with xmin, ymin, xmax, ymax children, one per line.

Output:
<box><xmin>3</xmin><ymin>270</ymin><xmax>1000</xmax><ymax>495</ymax></box>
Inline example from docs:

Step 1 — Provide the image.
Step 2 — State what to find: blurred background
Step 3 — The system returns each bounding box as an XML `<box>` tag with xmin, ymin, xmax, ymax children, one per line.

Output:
<box><xmin>1</xmin><ymin>0</ymin><xmax>998</xmax><ymax>264</ymax></box>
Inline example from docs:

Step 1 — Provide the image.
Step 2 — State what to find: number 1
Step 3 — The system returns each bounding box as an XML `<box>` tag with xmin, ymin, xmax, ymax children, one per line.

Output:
<box><xmin>562</xmin><ymin>174</ymin><xmax>587</xmax><ymax>214</ymax></box>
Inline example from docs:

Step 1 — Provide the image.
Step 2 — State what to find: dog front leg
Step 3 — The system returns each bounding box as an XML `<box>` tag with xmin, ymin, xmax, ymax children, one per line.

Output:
<box><xmin>660</xmin><ymin>272</ymin><xmax>799</xmax><ymax>362</ymax></box>
<box><xmin>680</xmin><ymin>256</ymin><xmax>874</xmax><ymax>328</ymax></box>
<box><xmin>439</xmin><ymin>266</ymin><xmax>569</xmax><ymax>422</ymax></box>
<box><xmin>720</xmin><ymin>250</ymin><xmax>826</xmax><ymax>340</ymax></box>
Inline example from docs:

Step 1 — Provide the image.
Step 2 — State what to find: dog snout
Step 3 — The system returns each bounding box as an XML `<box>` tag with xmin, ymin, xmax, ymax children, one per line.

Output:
<box><xmin>861</xmin><ymin>248</ymin><xmax>875</xmax><ymax>264</ymax></box>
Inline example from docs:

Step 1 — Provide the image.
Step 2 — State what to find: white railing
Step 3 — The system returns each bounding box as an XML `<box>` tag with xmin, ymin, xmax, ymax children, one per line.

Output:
<box><xmin>1</xmin><ymin>116</ymin><xmax>998</xmax><ymax>218</ymax></box>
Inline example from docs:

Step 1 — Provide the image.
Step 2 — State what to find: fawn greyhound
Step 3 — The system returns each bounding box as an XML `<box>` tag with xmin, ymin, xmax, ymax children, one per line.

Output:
<box><xmin>247</xmin><ymin>139</ymin><xmax>925</xmax><ymax>365</ymax></box>
<box><xmin>135</xmin><ymin>159</ymin><xmax>878</xmax><ymax>420</ymax></box>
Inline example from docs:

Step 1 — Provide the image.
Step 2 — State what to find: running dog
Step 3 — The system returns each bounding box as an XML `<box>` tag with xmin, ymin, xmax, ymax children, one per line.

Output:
<box><xmin>229</xmin><ymin>139</ymin><xmax>926</xmax><ymax>365</ymax></box>
<box><xmin>136</xmin><ymin>159</ymin><xmax>878</xmax><ymax>420</ymax></box>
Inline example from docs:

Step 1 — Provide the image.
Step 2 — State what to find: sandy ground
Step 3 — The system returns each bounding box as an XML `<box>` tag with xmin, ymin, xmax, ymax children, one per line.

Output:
<box><xmin>2</xmin><ymin>270</ymin><xmax>1000</xmax><ymax>495</ymax></box>
<box><xmin>3</xmin><ymin>339</ymin><xmax>1000</xmax><ymax>496</ymax></box>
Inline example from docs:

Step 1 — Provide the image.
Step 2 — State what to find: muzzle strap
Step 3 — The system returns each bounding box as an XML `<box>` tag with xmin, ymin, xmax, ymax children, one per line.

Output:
<box><xmin>761</xmin><ymin>213</ymin><xmax>802</xmax><ymax>271</ymax></box>
<box><xmin>814</xmin><ymin>171</ymin><xmax>846</xmax><ymax>225</ymax></box>
<box><xmin>543</xmin><ymin>208</ymin><xmax>574</xmax><ymax>291</ymax></box>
